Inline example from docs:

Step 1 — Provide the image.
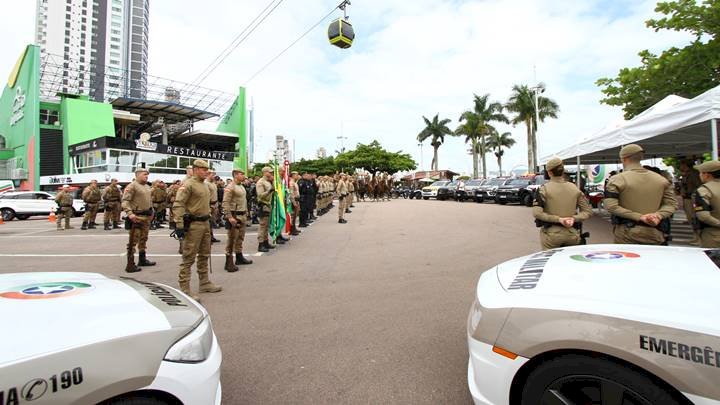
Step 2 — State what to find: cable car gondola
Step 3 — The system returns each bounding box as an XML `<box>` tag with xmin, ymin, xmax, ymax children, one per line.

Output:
<box><xmin>328</xmin><ymin>1</ymin><xmax>354</xmax><ymax>49</ymax></box>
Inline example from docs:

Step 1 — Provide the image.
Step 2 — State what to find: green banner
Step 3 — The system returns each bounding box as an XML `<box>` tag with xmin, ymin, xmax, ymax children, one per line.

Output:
<box><xmin>216</xmin><ymin>87</ymin><xmax>247</xmax><ymax>172</ymax></box>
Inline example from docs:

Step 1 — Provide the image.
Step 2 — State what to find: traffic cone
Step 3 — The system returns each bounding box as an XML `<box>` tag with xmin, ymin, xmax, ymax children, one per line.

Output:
<box><xmin>49</xmin><ymin>211</ymin><xmax>56</xmax><ymax>223</ymax></box>
<box><xmin>0</xmin><ymin>215</ymin><xmax>4</xmax><ymax>225</ymax></box>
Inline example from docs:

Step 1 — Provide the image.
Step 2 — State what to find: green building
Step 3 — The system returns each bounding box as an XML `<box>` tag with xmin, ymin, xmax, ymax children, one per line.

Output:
<box><xmin>0</xmin><ymin>45</ymin><xmax>248</xmax><ymax>190</ymax></box>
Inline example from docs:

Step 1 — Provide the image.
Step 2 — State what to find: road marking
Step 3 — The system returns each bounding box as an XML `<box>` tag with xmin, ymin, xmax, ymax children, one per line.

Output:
<box><xmin>0</xmin><ymin>252</ymin><xmax>266</xmax><ymax>257</ymax></box>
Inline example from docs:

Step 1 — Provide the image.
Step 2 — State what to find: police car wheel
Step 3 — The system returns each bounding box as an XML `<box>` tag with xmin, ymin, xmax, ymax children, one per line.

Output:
<box><xmin>1</xmin><ymin>208</ymin><xmax>15</xmax><ymax>221</ymax></box>
<box><xmin>519</xmin><ymin>354</ymin><xmax>688</xmax><ymax>405</ymax></box>
<box><xmin>522</xmin><ymin>194</ymin><xmax>533</xmax><ymax>207</ymax></box>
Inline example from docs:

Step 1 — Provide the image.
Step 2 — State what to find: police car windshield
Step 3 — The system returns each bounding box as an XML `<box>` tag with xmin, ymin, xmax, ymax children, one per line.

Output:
<box><xmin>487</xmin><ymin>178</ymin><xmax>506</xmax><ymax>186</ymax></box>
<box><xmin>508</xmin><ymin>179</ymin><xmax>531</xmax><ymax>186</ymax></box>
<box><xmin>430</xmin><ymin>181</ymin><xmax>448</xmax><ymax>187</ymax></box>
<box><xmin>465</xmin><ymin>180</ymin><xmax>483</xmax><ymax>186</ymax></box>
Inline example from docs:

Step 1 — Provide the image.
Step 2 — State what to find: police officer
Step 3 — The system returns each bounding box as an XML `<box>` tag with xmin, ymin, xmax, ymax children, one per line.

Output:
<box><xmin>54</xmin><ymin>184</ymin><xmax>74</xmax><ymax>230</ymax></box>
<box><xmin>222</xmin><ymin>169</ymin><xmax>253</xmax><ymax>271</ymax></box>
<box><xmin>337</xmin><ymin>174</ymin><xmax>348</xmax><ymax>224</ymax></box>
<box><xmin>121</xmin><ymin>168</ymin><xmax>156</xmax><ymax>273</ymax></box>
<box><xmin>679</xmin><ymin>159</ymin><xmax>702</xmax><ymax>244</ymax></box>
<box><xmin>532</xmin><ymin>158</ymin><xmax>593</xmax><ymax>250</ymax></box>
<box><xmin>81</xmin><ymin>180</ymin><xmax>101</xmax><ymax>230</ymax></box>
<box><xmin>256</xmin><ymin>166</ymin><xmax>275</xmax><ymax>252</ymax></box>
<box><xmin>102</xmin><ymin>178</ymin><xmax>122</xmax><ymax>230</ymax></box>
<box><xmin>150</xmin><ymin>180</ymin><xmax>166</xmax><ymax>229</ymax></box>
<box><xmin>289</xmin><ymin>171</ymin><xmax>301</xmax><ymax>235</ymax></box>
<box><xmin>206</xmin><ymin>170</ymin><xmax>221</xmax><ymax>243</ymax></box>
<box><xmin>166</xmin><ymin>180</ymin><xmax>181</xmax><ymax>229</ymax></box>
<box><xmin>691</xmin><ymin>160</ymin><xmax>720</xmax><ymax>248</ymax></box>
<box><xmin>172</xmin><ymin>159</ymin><xmax>222</xmax><ymax>301</ymax></box>
<box><xmin>298</xmin><ymin>172</ymin><xmax>313</xmax><ymax>227</ymax></box>
<box><xmin>604</xmin><ymin>144</ymin><xmax>678</xmax><ymax>245</ymax></box>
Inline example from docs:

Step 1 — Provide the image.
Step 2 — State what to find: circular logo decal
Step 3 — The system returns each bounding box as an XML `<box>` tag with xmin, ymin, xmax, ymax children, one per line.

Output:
<box><xmin>22</xmin><ymin>378</ymin><xmax>48</xmax><ymax>401</ymax></box>
<box><xmin>570</xmin><ymin>251</ymin><xmax>640</xmax><ymax>262</ymax></box>
<box><xmin>0</xmin><ymin>282</ymin><xmax>93</xmax><ymax>300</ymax></box>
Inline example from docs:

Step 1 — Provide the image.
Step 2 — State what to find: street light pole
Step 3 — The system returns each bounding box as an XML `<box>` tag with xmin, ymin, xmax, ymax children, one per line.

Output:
<box><xmin>417</xmin><ymin>142</ymin><xmax>424</xmax><ymax>171</ymax></box>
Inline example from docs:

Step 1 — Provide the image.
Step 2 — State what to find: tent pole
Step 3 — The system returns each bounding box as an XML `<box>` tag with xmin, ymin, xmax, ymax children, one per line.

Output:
<box><xmin>712</xmin><ymin>119</ymin><xmax>718</xmax><ymax>160</ymax></box>
<box><xmin>576</xmin><ymin>156</ymin><xmax>581</xmax><ymax>188</ymax></box>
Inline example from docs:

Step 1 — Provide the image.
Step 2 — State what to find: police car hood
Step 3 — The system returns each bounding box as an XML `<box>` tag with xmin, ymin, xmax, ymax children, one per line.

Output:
<box><xmin>0</xmin><ymin>272</ymin><xmax>204</xmax><ymax>366</ymax></box>
<box><xmin>489</xmin><ymin>245</ymin><xmax>720</xmax><ymax>337</ymax></box>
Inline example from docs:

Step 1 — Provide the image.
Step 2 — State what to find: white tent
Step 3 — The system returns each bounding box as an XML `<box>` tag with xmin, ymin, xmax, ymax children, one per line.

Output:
<box><xmin>541</xmin><ymin>85</ymin><xmax>720</xmax><ymax>165</ymax></box>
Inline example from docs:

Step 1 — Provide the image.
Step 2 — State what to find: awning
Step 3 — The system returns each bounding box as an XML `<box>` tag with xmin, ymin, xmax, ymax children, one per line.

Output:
<box><xmin>541</xmin><ymin>85</ymin><xmax>720</xmax><ymax>165</ymax></box>
<box><xmin>173</xmin><ymin>130</ymin><xmax>239</xmax><ymax>149</ymax></box>
<box><xmin>110</xmin><ymin>97</ymin><xmax>218</xmax><ymax>123</ymax></box>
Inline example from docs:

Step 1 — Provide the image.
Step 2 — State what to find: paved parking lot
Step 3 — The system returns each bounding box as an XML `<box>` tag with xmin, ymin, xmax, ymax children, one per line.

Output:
<box><xmin>0</xmin><ymin>199</ymin><xmax>615</xmax><ymax>404</ymax></box>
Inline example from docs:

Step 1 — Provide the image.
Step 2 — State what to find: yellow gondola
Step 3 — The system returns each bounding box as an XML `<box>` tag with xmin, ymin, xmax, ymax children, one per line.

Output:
<box><xmin>328</xmin><ymin>18</ymin><xmax>355</xmax><ymax>49</ymax></box>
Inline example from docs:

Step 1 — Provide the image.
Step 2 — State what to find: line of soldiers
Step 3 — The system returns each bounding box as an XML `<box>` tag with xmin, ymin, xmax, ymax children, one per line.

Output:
<box><xmin>534</xmin><ymin>143</ymin><xmax>720</xmax><ymax>249</ymax></box>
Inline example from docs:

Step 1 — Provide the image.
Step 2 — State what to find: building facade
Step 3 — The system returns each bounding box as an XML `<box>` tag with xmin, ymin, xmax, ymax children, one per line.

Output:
<box><xmin>35</xmin><ymin>0</ymin><xmax>149</xmax><ymax>101</ymax></box>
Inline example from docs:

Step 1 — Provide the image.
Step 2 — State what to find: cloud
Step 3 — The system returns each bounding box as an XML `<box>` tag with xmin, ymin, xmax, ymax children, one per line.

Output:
<box><xmin>1</xmin><ymin>0</ymin><xmax>695</xmax><ymax>175</ymax></box>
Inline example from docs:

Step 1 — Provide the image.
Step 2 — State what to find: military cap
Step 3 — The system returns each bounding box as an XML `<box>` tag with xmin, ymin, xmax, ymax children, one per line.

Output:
<box><xmin>62</xmin><ymin>184</ymin><xmax>70</xmax><ymax>189</ymax></box>
<box><xmin>262</xmin><ymin>166</ymin><xmax>273</xmax><ymax>173</ymax></box>
<box><xmin>186</xmin><ymin>165</ymin><xmax>194</xmax><ymax>170</ymax></box>
<box><xmin>192</xmin><ymin>159</ymin><xmax>209</xmax><ymax>168</ymax></box>
<box><xmin>546</xmin><ymin>157</ymin><xmax>563</xmax><ymax>171</ymax></box>
<box><xmin>291</xmin><ymin>171</ymin><xmax>299</xmax><ymax>175</ymax></box>
<box><xmin>135</xmin><ymin>167</ymin><xmax>149</xmax><ymax>174</ymax></box>
<box><xmin>695</xmin><ymin>160</ymin><xmax>720</xmax><ymax>173</ymax></box>
<box><xmin>619</xmin><ymin>144</ymin><xmax>644</xmax><ymax>159</ymax></box>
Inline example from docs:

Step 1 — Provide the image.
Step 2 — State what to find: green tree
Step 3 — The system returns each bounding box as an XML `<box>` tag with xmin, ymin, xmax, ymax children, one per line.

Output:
<box><xmin>505</xmin><ymin>84</ymin><xmax>559</xmax><ymax>172</ymax></box>
<box><xmin>417</xmin><ymin>114</ymin><xmax>453</xmax><ymax>171</ymax></box>
<box><xmin>468</xmin><ymin>94</ymin><xmax>508</xmax><ymax>178</ymax></box>
<box><xmin>289</xmin><ymin>141</ymin><xmax>416</xmax><ymax>175</ymax></box>
<box><xmin>455</xmin><ymin>111</ymin><xmax>483</xmax><ymax>178</ymax></box>
<box><xmin>487</xmin><ymin>130</ymin><xmax>516</xmax><ymax>176</ymax></box>
<box><xmin>597</xmin><ymin>0</ymin><xmax>720</xmax><ymax>119</ymax></box>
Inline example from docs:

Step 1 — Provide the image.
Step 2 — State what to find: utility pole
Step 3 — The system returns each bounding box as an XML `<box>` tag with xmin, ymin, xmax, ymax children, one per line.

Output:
<box><xmin>417</xmin><ymin>142</ymin><xmax>424</xmax><ymax>171</ymax></box>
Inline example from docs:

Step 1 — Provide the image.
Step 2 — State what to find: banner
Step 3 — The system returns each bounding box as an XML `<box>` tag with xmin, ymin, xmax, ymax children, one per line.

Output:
<box><xmin>269</xmin><ymin>162</ymin><xmax>287</xmax><ymax>239</ymax></box>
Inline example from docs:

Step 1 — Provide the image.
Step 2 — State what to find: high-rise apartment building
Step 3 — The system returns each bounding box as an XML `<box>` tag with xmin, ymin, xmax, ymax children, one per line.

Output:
<box><xmin>35</xmin><ymin>0</ymin><xmax>149</xmax><ymax>101</ymax></box>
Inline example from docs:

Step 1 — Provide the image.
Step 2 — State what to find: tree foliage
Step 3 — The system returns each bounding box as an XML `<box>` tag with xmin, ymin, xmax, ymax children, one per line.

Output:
<box><xmin>417</xmin><ymin>114</ymin><xmax>453</xmax><ymax>171</ymax></box>
<box><xmin>286</xmin><ymin>140</ymin><xmax>416</xmax><ymax>175</ymax></box>
<box><xmin>596</xmin><ymin>0</ymin><xmax>720</xmax><ymax>119</ymax></box>
<box><xmin>505</xmin><ymin>84</ymin><xmax>559</xmax><ymax>171</ymax></box>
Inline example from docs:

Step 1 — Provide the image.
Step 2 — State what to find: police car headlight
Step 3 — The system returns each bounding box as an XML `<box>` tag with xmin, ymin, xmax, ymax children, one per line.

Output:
<box><xmin>164</xmin><ymin>317</ymin><xmax>214</xmax><ymax>363</ymax></box>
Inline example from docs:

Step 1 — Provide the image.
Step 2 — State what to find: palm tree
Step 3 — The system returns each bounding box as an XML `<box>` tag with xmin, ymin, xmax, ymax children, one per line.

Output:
<box><xmin>487</xmin><ymin>130</ymin><xmax>516</xmax><ymax>176</ymax></box>
<box><xmin>417</xmin><ymin>114</ymin><xmax>452</xmax><ymax>171</ymax></box>
<box><xmin>466</xmin><ymin>94</ymin><xmax>508</xmax><ymax>178</ymax></box>
<box><xmin>455</xmin><ymin>112</ymin><xmax>482</xmax><ymax>178</ymax></box>
<box><xmin>505</xmin><ymin>84</ymin><xmax>559</xmax><ymax>171</ymax></box>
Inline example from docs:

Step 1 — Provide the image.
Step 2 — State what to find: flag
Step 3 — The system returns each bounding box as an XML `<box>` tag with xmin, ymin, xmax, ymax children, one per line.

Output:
<box><xmin>283</xmin><ymin>160</ymin><xmax>292</xmax><ymax>233</ymax></box>
<box><xmin>269</xmin><ymin>162</ymin><xmax>287</xmax><ymax>239</ymax></box>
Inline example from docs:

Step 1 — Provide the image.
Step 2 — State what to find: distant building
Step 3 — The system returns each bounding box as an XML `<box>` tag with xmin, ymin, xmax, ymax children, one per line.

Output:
<box><xmin>35</xmin><ymin>0</ymin><xmax>150</xmax><ymax>101</ymax></box>
<box><xmin>274</xmin><ymin>135</ymin><xmax>292</xmax><ymax>163</ymax></box>
<box><xmin>316</xmin><ymin>147</ymin><xmax>327</xmax><ymax>159</ymax></box>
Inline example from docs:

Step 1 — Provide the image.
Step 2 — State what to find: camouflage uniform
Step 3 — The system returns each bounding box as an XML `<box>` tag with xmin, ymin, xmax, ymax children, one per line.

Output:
<box><xmin>222</xmin><ymin>177</ymin><xmax>253</xmax><ymax>270</ymax></box>
<box><xmin>81</xmin><ymin>183</ymin><xmax>101</xmax><ymax>229</ymax></box>
<box><xmin>54</xmin><ymin>188</ymin><xmax>74</xmax><ymax>230</ymax></box>
<box><xmin>102</xmin><ymin>182</ymin><xmax>122</xmax><ymax>230</ymax></box>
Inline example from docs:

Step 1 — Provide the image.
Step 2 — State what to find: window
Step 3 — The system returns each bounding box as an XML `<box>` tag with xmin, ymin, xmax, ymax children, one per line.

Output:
<box><xmin>39</xmin><ymin>109</ymin><xmax>60</xmax><ymax>126</ymax></box>
<box><xmin>110</xmin><ymin>44</ymin><xmax>120</xmax><ymax>50</ymax></box>
<box><xmin>110</xmin><ymin>59</ymin><xmax>120</xmax><ymax>65</ymax></box>
<box><xmin>112</xmin><ymin>22</ymin><xmax>121</xmax><ymax>27</ymax></box>
<box><xmin>108</xmin><ymin>150</ymin><xmax>138</xmax><ymax>172</ymax></box>
<box><xmin>111</xmin><ymin>29</ymin><xmax>121</xmax><ymax>35</ymax></box>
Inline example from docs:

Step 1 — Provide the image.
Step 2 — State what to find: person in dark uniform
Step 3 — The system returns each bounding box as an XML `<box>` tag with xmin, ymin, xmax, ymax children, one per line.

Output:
<box><xmin>533</xmin><ymin>158</ymin><xmax>593</xmax><ymax>250</ymax></box>
<box><xmin>298</xmin><ymin>172</ymin><xmax>313</xmax><ymax>227</ymax></box>
<box><xmin>692</xmin><ymin>160</ymin><xmax>720</xmax><ymax>248</ymax></box>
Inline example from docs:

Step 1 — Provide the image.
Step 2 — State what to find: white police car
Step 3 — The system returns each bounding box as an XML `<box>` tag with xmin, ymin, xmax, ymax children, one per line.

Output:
<box><xmin>467</xmin><ymin>244</ymin><xmax>720</xmax><ymax>405</ymax></box>
<box><xmin>0</xmin><ymin>272</ymin><xmax>222</xmax><ymax>404</ymax></box>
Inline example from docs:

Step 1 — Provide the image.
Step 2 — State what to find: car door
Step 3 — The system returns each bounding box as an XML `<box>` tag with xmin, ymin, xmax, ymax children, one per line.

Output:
<box><xmin>33</xmin><ymin>192</ymin><xmax>56</xmax><ymax>214</ymax></box>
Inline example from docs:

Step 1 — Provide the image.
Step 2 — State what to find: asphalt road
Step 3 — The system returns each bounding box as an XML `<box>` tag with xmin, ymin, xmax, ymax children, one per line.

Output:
<box><xmin>0</xmin><ymin>199</ymin><xmax>615</xmax><ymax>404</ymax></box>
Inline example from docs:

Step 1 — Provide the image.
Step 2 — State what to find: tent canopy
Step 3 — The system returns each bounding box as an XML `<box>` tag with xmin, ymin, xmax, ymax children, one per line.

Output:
<box><xmin>541</xmin><ymin>85</ymin><xmax>720</xmax><ymax>165</ymax></box>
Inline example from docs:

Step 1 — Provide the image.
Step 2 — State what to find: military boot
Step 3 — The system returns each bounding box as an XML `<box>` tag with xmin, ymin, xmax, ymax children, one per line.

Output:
<box><xmin>57</xmin><ymin>223</ymin><xmax>63</xmax><ymax>231</ymax></box>
<box><xmin>138</xmin><ymin>251</ymin><xmax>156</xmax><ymax>266</ymax></box>
<box><xmin>125</xmin><ymin>252</ymin><xmax>141</xmax><ymax>273</ymax></box>
<box><xmin>179</xmin><ymin>281</ymin><xmax>201</xmax><ymax>302</ymax></box>
<box><xmin>258</xmin><ymin>243</ymin><xmax>269</xmax><ymax>253</ymax></box>
<box><xmin>236</xmin><ymin>252</ymin><xmax>253</xmax><ymax>265</ymax></box>
<box><xmin>65</xmin><ymin>219</ymin><xmax>74</xmax><ymax>229</ymax></box>
<box><xmin>88</xmin><ymin>221</ymin><xmax>97</xmax><ymax>229</ymax></box>
<box><xmin>290</xmin><ymin>226</ymin><xmax>301</xmax><ymax>236</ymax></box>
<box><xmin>113</xmin><ymin>221</ymin><xmax>121</xmax><ymax>229</ymax></box>
<box><xmin>104</xmin><ymin>223</ymin><xmax>111</xmax><ymax>230</ymax></box>
<box><xmin>224</xmin><ymin>255</ymin><xmax>239</xmax><ymax>272</ymax></box>
<box><xmin>81</xmin><ymin>221</ymin><xmax>88</xmax><ymax>230</ymax></box>
<box><xmin>265</xmin><ymin>240</ymin><xmax>276</xmax><ymax>249</ymax></box>
<box><xmin>199</xmin><ymin>273</ymin><xmax>222</xmax><ymax>293</ymax></box>
<box><xmin>275</xmin><ymin>237</ymin><xmax>286</xmax><ymax>245</ymax></box>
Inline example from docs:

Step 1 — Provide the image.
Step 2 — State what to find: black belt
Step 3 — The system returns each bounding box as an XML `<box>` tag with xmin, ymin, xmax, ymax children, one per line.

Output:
<box><xmin>133</xmin><ymin>210</ymin><xmax>153</xmax><ymax>216</ymax></box>
<box><xmin>231</xmin><ymin>211</ymin><xmax>246</xmax><ymax>215</ymax></box>
<box><xmin>535</xmin><ymin>219</ymin><xmax>582</xmax><ymax>230</ymax></box>
<box><xmin>187</xmin><ymin>214</ymin><xmax>210</xmax><ymax>221</ymax></box>
<box><xmin>153</xmin><ymin>201</ymin><xmax>164</xmax><ymax>204</ymax></box>
<box><xmin>105</xmin><ymin>199</ymin><xmax>119</xmax><ymax>202</ymax></box>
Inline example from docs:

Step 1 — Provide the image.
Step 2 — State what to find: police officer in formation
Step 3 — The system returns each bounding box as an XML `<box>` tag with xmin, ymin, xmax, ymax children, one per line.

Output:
<box><xmin>81</xmin><ymin>179</ymin><xmax>101</xmax><ymax>230</ymax></box>
<box><xmin>255</xmin><ymin>166</ymin><xmax>275</xmax><ymax>252</ymax></box>
<box><xmin>150</xmin><ymin>180</ymin><xmax>167</xmax><ymax>229</ymax></box>
<box><xmin>692</xmin><ymin>160</ymin><xmax>720</xmax><ymax>248</ymax></box>
<box><xmin>289</xmin><ymin>171</ymin><xmax>302</xmax><ymax>235</ymax></box>
<box><xmin>336</xmin><ymin>173</ymin><xmax>349</xmax><ymax>224</ymax></box>
<box><xmin>222</xmin><ymin>169</ymin><xmax>253</xmax><ymax>271</ymax></box>
<box><xmin>604</xmin><ymin>144</ymin><xmax>678</xmax><ymax>245</ymax></box>
<box><xmin>172</xmin><ymin>159</ymin><xmax>222</xmax><ymax>302</ymax></box>
<box><xmin>54</xmin><ymin>184</ymin><xmax>74</xmax><ymax>230</ymax></box>
<box><xmin>532</xmin><ymin>157</ymin><xmax>592</xmax><ymax>250</ymax></box>
<box><xmin>298</xmin><ymin>172</ymin><xmax>314</xmax><ymax>227</ymax></box>
<box><xmin>121</xmin><ymin>168</ymin><xmax>156</xmax><ymax>273</ymax></box>
<box><xmin>102</xmin><ymin>178</ymin><xmax>122</xmax><ymax>230</ymax></box>
<box><xmin>679</xmin><ymin>159</ymin><xmax>702</xmax><ymax>244</ymax></box>
<box><xmin>166</xmin><ymin>180</ymin><xmax>181</xmax><ymax>229</ymax></box>
<box><xmin>206</xmin><ymin>169</ymin><xmax>221</xmax><ymax>243</ymax></box>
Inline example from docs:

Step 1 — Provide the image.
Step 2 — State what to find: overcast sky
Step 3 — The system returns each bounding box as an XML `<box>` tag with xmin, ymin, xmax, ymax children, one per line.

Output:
<box><xmin>1</xmin><ymin>0</ymin><xmax>693</xmax><ymax>175</ymax></box>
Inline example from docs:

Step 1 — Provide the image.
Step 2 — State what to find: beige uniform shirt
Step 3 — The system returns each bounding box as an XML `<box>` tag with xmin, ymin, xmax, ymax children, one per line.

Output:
<box><xmin>604</xmin><ymin>162</ymin><xmax>677</xmax><ymax>221</ymax></box>
<box><xmin>121</xmin><ymin>180</ymin><xmax>152</xmax><ymax>215</ymax></box>
<box><xmin>256</xmin><ymin>177</ymin><xmax>274</xmax><ymax>206</ymax></box>
<box><xmin>348</xmin><ymin>180</ymin><xmax>355</xmax><ymax>192</ymax></box>
<box><xmin>207</xmin><ymin>181</ymin><xmax>218</xmax><ymax>204</ymax></box>
<box><xmin>336</xmin><ymin>179</ymin><xmax>348</xmax><ymax>196</ymax></box>
<box><xmin>82</xmin><ymin>186</ymin><xmax>101</xmax><ymax>203</ymax></box>
<box><xmin>695</xmin><ymin>180</ymin><xmax>720</xmax><ymax>228</ymax></box>
<box><xmin>222</xmin><ymin>181</ymin><xmax>248</xmax><ymax>216</ymax></box>
<box><xmin>172</xmin><ymin>176</ymin><xmax>211</xmax><ymax>227</ymax></box>
<box><xmin>102</xmin><ymin>186</ymin><xmax>121</xmax><ymax>202</ymax></box>
<box><xmin>290</xmin><ymin>179</ymin><xmax>300</xmax><ymax>199</ymax></box>
<box><xmin>55</xmin><ymin>191</ymin><xmax>73</xmax><ymax>207</ymax></box>
<box><xmin>533</xmin><ymin>178</ymin><xmax>592</xmax><ymax>223</ymax></box>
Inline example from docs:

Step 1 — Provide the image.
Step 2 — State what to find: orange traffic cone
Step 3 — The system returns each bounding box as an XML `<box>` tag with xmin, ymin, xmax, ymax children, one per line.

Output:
<box><xmin>0</xmin><ymin>215</ymin><xmax>4</xmax><ymax>225</ymax></box>
<box><xmin>49</xmin><ymin>211</ymin><xmax>56</xmax><ymax>223</ymax></box>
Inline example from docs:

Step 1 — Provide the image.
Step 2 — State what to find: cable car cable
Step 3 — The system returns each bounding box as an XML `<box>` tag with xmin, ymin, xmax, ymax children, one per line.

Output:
<box><xmin>244</xmin><ymin>0</ymin><xmax>350</xmax><ymax>85</ymax></box>
<box><xmin>191</xmin><ymin>0</ymin><xmax>286</xmax><ymax>87</ymax></box>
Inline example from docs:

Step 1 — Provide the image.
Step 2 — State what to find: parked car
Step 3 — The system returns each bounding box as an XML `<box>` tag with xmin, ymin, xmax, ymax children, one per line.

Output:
<box><xmin>0</xmin><ymin>272</ymin><xmax>222</xmax><ymax>404</ymax></box>
<box><xmin>463</xmin><ymin>179</ymin><xmax>486</xmax><ymax>201</ymax></box>
<box><xmin>496</xmin><ymin>177</ymin><xmax>546</xmax><ymax>206</ymax></box>
<box><xmin>467</xmin><ymin>245</ymin><xmax>720</xmax><ymax>405</ymax></box>
<box><xmin>474</xmin><ymin>178</ymin><xmax>511</xmax><ymax>203</ymax></box>
<box><xmin>422</xmin><ymin>180</ymin><xmax>451</xmax><ymax>200</ymax></box>
<box><xmin>436</xmin><ymin>181</ymin><xmax>459</xmax><ymax>201</ymax></box>
<box><xmin>0</xmin><ymin>191</ymin><xmax>84</xmax><ymax>221</ymax></box>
